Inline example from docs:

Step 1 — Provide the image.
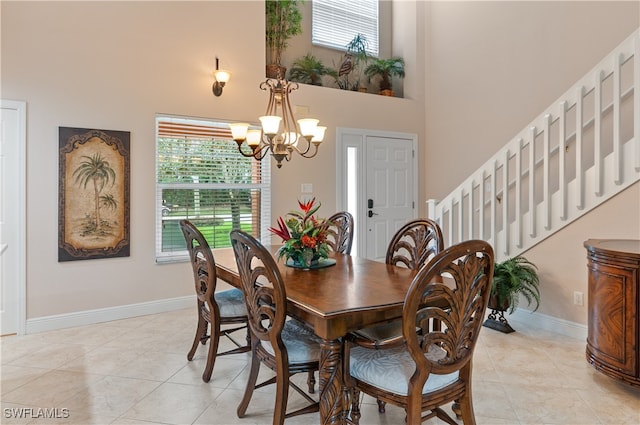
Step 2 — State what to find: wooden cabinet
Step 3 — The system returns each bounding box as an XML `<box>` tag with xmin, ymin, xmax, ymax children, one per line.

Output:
<box><xmin>584</xmin><ymin>239</ymin><xmax>640</xmax><ymax>387</ymax></box>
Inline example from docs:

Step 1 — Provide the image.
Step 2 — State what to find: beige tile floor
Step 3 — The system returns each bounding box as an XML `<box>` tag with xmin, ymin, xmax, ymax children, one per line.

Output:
<box><xmin>2</xmin><ymin>308</ymin><xmax>639</xmax><ymax>425</ymax></box>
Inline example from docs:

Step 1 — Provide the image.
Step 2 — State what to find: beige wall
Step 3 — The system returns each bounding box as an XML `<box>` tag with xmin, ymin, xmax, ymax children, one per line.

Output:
<box><xmin>423</xmin><ymin>1</ymin><xmax>639</xmax><ymax>324</ymax></box>
<box><xmin>1</xmin><ymin>1</ymin><xmax>423</xmax><ymax>319</ymax></box>
<box><xmin>2</xmin><ymin>1</ymin><xmax>638</xmax><ymax>326</ymax></box>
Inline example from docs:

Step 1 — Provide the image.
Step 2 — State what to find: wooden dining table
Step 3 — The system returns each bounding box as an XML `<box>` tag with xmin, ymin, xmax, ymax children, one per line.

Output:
<box><xmin>213</xmin><ymin>245</ymin><xmax>418</xmax><ymax>425</ymax></box>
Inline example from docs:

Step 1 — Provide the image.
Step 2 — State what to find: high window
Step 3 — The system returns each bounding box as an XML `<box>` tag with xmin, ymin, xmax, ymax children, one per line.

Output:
<box><xmin>155</xmin><ymin>116</ymin><xmax>271</xmax><ymax>262</ymax></box>
<box><xmin>312</xmin><ymin>0</ymin><xmax>379</xmax><ymax>56</ymax></box>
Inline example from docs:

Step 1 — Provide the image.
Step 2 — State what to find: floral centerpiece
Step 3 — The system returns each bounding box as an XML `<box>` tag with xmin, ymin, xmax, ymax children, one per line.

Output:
<box><xmin>269</xmin><ymin>198</ymin><xmax>331</xmax><ymax>268</ymax></box>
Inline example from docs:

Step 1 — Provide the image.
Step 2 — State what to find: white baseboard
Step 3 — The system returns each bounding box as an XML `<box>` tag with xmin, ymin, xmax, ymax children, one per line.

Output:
<box><xmin>25</xmin><ymin>296</ymin><xmax>193</xmax><ymax>334</ymax></box>
<box><xmin>509</xmin><ymin>308</ymin><xmax>587</xmax><ymax>341</ymax></box>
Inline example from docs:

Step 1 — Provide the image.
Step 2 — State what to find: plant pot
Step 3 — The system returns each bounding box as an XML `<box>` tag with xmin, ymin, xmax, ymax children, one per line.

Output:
<box><xmin>266</xmin><ymin>64</ymin><xmax>287</xmax><ymax>79</ymax></box>
<box><xmin>379</xmin><ymin>89</ymin><xmax>395</xmax><ymax>97</ymax></box>
<box><xmin>483</xmin><ymin>294</ymin><xmax>515</xmax><ymax>333</ymax></box>
<box><xmin>487</xmin><ymin>294</ymin><xmax>510</xmax><ymax>312</ymax></box>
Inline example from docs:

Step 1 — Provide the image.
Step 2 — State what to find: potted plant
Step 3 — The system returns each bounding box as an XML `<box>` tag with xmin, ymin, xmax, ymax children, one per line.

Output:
<box><xmin>288</xmin><ymin>54</ymin><xmax>337</xmax><ymax>86</ymax></box>
<box><xmin>333</xmin><ymin>33</ymin><xmax>370</xmax><ymax>91</ymax></box>
<box><xmin>364</xmin><ymin>57</ymin><xmax>405</xmax><ymax>96</ymax></box>
<box><xmin>484</xmin><ymin>255</ymin><xmax>541</xmax><ymax>333</ymax></box>
<box><xmin>265</xmin><ymin>0</ymin><xmax>303</xmax><ymax>79</ymax></box>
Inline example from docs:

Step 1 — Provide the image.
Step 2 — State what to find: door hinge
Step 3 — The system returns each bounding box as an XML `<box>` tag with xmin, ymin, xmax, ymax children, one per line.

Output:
<box><xmin>412</xmin><ymin>201</ymin><xmax>415</xmax><ymax>209</ymax></box>
<box><xmin>412</xmin><ymin>150</ymin><xmax>415</xmax><ymax>158</ymax></box>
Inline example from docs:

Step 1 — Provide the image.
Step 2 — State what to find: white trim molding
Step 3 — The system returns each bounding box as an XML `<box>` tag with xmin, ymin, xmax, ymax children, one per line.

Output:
<box><xmin>25</xmin><ymin>296</ymin><xmax>193</xmax><ymax>334</ymax></box>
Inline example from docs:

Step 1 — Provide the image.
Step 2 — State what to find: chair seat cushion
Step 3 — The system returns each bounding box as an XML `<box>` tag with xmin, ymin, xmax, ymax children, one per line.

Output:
<box><xmin>351</xmin><ymin>320</ymin><xmax>403</xmax><ymax>342</ymax></box>
<box><xmin>349</xmin><ymin>345</ymin><xmax>459</xmax><ymax>396</ymax></box>
<box><xmin>215</xmin><ymin>288</ymin><xmax>247</xmax><ymax>318</ymax></box>
<box><xmin>262</xmin><ymin>319</ymin><xmax>322</xmax><ymax>364</ymax></box>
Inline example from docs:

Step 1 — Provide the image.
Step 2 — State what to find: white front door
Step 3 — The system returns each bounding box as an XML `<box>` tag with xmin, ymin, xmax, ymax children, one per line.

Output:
<box><xmin>1</xmin><ymin>100</ymin><xmax>26</xmax><ymax>335</ymax></box>
<box><xmin>336</xmin><ymin>129</ymin><xmax>417</xmax><ymax>261</ymax></box>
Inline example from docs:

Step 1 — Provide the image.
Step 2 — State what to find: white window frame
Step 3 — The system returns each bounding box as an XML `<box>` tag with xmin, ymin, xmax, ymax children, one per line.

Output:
<box><xmin>155</xmin><ymin>115</ymin><xmax>271</xmax><ymax>263</ymax></box>
<box><xmin>312</xmin><ymin>0</ymin><xmax>379</xmax><ymax>56</ymax></box>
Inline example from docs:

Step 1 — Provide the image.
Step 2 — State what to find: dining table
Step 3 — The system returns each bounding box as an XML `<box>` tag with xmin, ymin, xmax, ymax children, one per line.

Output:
<box><xmin>213</xmin><ymin>245</ymin><xmax>418</xmax><ymax>425</ymax></box>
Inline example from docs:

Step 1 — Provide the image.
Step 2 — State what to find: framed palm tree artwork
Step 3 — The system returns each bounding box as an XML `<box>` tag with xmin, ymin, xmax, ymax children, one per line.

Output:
<box><xmin>58</xmin><ymin>127</ymin><xmax>130</xmax><ymax>261</ymax></box>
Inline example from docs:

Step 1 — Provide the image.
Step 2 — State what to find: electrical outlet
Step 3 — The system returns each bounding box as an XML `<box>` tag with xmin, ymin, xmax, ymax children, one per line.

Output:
<box><xmin>573</xmin><ymin>291</ymin><xmax>584</xmax><ymax>306</ymax></box>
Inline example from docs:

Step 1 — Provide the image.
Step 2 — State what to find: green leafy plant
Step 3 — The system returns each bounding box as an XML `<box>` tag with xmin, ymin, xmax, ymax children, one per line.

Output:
<box><xmin>364</xmin><ymin>57</ymin><xmax>405</xmax><ymax>94</ymax></box>
<box><xmin>491</xmin><ymin>255</ymin><xmax>541</xmax><ymax>314</ymax></box>
<box><xmin>265</xmin><ymin>0</ymin><xmax>303</xmax><ymax>68</ymax></box>
<box><xmin>288</xmin><ymin>54</ymin><xmax>337</xmax><ymax>86</ymax></box>
<box><xmin>269</xmin><ymin>198</ymin><xmax>331</xmax><ymax>267</ymax></box>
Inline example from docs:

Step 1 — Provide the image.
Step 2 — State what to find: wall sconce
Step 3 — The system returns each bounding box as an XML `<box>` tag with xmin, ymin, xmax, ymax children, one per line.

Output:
<box><xmin>212</xmin><ymin>57</ymin><xmax>231</xmax><ymax>97</ymax></box>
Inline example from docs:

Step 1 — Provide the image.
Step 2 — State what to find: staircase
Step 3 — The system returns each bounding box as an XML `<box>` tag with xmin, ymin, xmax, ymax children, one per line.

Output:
<box><xmin>428</xmin><ymin>29</ymin><xmax>640</xmax><ymax>262</ymax></box>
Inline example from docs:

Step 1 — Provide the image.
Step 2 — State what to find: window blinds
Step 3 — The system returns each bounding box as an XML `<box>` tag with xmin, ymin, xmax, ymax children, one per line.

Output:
<box><xmin>155</xmin><ymin>116</ymin><xmax>271</xmax><ymax>262</ymax></box>
<box><xmin>312</xmin><ymin>0</ymin><xmax>379</xmax><ymax>56</ymax></box>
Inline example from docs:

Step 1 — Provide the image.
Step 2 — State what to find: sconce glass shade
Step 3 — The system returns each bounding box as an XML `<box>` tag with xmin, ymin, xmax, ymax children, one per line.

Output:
<box><xmin>312</xmin><ymin>126</ymin><xmax>327</xmax><ymax>143</ymax></box>
<box><xmin>246</xmin><ymin>129</ymin><xmax>262</xmax><ymax>147</ymax></box>
<box><xmin>229</xmin><ymin>123</ymin><xmax>249</xmax><ymax>141</ymax></box>
<box><xmin>297</xmin><ymin>118</ymin><xmax>319</xmax><ymax>138</ymax></box>
<box><xmin>259</xmin><ymin>115</ymin><xmax>281</xmax><ymax>136</ymax></box>
<box><xmin>214</xmin><ymin>69</ymin><xmax>231</xmax><ymax>84</ymax></box>
<box><xmin>283</xmin><ymin>132</ymin><xmax>299</xmax><ymax>147</ymax></box>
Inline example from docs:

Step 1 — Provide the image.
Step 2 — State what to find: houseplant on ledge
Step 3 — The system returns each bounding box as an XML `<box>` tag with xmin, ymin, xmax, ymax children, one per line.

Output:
<box><xmin>364</xmin><ymin>57</ymin><xmax>405</xmax><ymax>96</ymax></box>
<box><xmin>265</xmin><ymin>0</ymin><xmax>303</xmax><ymax>79</ymax></box>
<box><xmin>269</xmin><ymin>198</ymin><xmax>331</xmax><ymax>268</ymax></box>
<box><xmin>288</xmin><ymin>53</ymin><xmax>337</xmax><ymax>86</ymax></box>
<box><xmin>483</xmin><ymin>255</ymin><xmax>541</xmax><ymax>333</ymax></box>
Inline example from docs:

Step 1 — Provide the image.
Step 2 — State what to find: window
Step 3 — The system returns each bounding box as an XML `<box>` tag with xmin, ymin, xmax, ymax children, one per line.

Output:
<box><xmin>312</xmin><ymin>0</ymin><xmax>379</xmax><ymax>56</ymax></box>
<box><xmin>155</xmin><ymin>116</ymin><xmax>270</xmax><ymax>262</ymax></box>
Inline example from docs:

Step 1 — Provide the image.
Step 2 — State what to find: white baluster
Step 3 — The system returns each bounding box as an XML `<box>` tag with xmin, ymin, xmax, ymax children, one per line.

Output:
<box><xmin>559</xmin><ymin>101</ymin><xmax>567</xmax><ymax>220</ymax></box>
<box><xmin>576</xmin><ymin>86</ymin><xmax>585</xmax><ymax>210</ymax></box>
<box><xmin>595</xmin><ymin>70</ymin><xmax>603</xmax><ymax>196</ymax></box>
<box><xmin>502</xmin><ymin>150</ymin><xmax>509</xmax><ymax>256</ymax></box>
<box><xmin>468</xmin><ymin>180</ymin><xmax>475</xmax><ymax>240</ymax></box>
<box><xmin>635</xmin><ymin>34</ymin><xmax>640</xmax><ymax>171</ymax></box>
<box><xmin>479</xmin><ymin>171</ymin><xmax>485</xmax><ymax>241</ymax></box>
<box><xmin>543</xmin><ymin>114</ymin><xmax>551</xmax><ymax>230</ymax></box>
<box><xmin>613</xmin><ymin>53</ymin><xmax>622</xmax><ymax>185</ymax></box>
<box><xmin>515</xmin><ymin>138</ymin><xmax>523</xmax><ymax>249</ymax></box>
<box><xmin>491</xmin><ymin>161</ymin><xmax>497</xmax><ymax>249</ymax></box>
<box><xmin>529</xmin><ymin>127</ymin><xmax>536</xmax><ymax>238</ymax></box>
<box><xmin>448</xmin><ymin>196</ymin><xmax>454</xmax><ymax>246</ymax></box>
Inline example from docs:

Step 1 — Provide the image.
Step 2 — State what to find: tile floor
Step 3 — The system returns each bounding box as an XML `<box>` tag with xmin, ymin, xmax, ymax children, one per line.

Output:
<box><xmin>1</xmin><ymin>309</ymin><xmax>639</xmax><ymax>425</ymax></box>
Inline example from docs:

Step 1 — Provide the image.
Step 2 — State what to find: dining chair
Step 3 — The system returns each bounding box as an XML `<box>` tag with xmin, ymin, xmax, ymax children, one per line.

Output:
<box><xmin>180</xmin><ymin>220</ymin><xmax>250</xmax><ymax>383</ymax></box>
<box><xmin>229</xmin><ymin>229</ymin><xmax>321</xmax><ymax>425</ymax></box>
<box><xmin>349</xmin><ymin>218</ymin><xmax>444</xmax><ymax>412</ymax></box>
<box><xmin>325</xmin><ymin>211</ymin><xmax>355</xmax><ymax>255</ymax></box>
<box><xmin>344</xmin><ymin>239</ymin><xmax>495</xmax><ymax>425</ymax></box>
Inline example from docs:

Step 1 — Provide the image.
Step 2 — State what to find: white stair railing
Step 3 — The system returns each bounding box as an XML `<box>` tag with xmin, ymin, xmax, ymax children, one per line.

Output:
<box><xmin>428</xmin><ymin>29</ymin><xmax>640</xmax><ymax>262</ymax></box>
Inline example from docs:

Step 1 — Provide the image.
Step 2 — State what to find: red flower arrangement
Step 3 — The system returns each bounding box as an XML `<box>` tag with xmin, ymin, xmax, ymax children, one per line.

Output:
<box><xmin>269</xmin><ymin>198</ymin><xmax>331</xmax><ymax>267</ymax></box>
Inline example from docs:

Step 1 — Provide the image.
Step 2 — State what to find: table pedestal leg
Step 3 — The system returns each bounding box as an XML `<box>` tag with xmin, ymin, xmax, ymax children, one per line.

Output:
<box><xmin>319</xmin><ymin>339</ymin><xmax>346</xmax><ymax>425</ymax></box>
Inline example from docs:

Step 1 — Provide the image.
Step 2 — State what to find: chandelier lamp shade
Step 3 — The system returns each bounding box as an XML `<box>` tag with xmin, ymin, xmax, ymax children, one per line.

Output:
<box><xmin>228</xmin><ymin>78</ymin><xmax>325</xmax><ymax>168</ymax></box>
<box><xmin>212</xmin><ymin>57</ymin><xmax>231</xmax><ymax>97</ymax></box>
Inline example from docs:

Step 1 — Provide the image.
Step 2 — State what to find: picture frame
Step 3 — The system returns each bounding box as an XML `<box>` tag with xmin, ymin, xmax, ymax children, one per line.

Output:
<box><xmin>58</xmin><ymin>127</ymin><xmax>130</xmax><ymax>261</ymax></box>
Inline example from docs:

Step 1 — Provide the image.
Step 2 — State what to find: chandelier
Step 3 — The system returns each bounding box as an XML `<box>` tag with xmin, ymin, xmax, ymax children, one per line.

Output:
<box><xmin>228</xmin><ymin>78</ymin><xmax>325</xmax><ymax>168</ymax></box>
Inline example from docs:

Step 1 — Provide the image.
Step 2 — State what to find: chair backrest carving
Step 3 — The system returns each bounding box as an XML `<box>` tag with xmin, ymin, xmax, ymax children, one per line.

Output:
<box><xmin>403</xmin><ymin>240</ymin><xmax>494</xmax><ymax>382</ymax></box>
<box><xmin>386</xmin><ymin>219</ymin><xmax>444</xmax><ymax>269</ymax></box>
<box><xmin>180</xmin><ymin>220</ymin><xmax>218</xmax><ymax>304</ymax></box>
<box><xmin>230</xmin><ymin>230</ymin><xmax>287</xmax><ymax>352</ymax></box>
<box><xmin>325</xmin><ymin>211</ymin><xmax>354</xmax><ymax>255</ymax></box>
